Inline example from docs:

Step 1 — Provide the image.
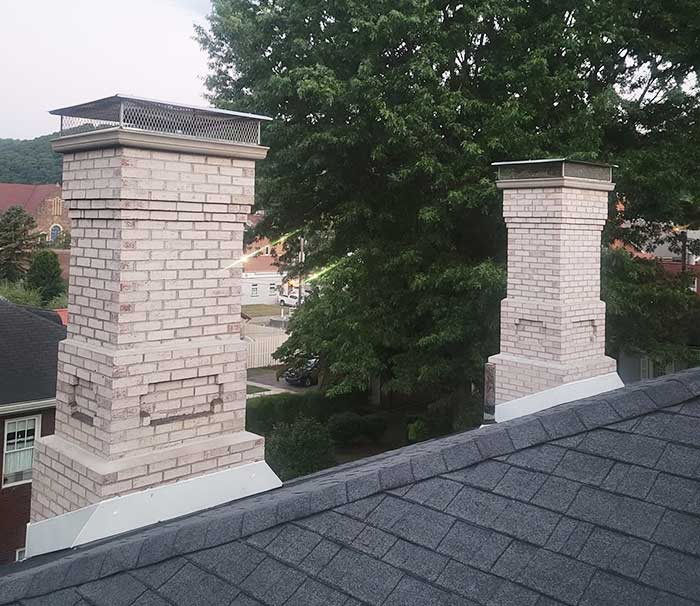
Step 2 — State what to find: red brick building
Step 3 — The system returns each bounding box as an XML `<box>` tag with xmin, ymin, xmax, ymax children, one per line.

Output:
<box><xmin>0</xmin><ymin>300</ymin><xmax>64</xmax><ymax>564</ymax></box>
<box><xmin>0</xmin><ymin>183</ymin><xmax>68</xmax><ymax>243</ymax></box>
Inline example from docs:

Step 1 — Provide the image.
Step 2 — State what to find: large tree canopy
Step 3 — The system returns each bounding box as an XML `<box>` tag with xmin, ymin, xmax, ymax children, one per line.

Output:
<box><xmin>199</xmin><ymin>0</ymin><xmax>699</xmax><ymax>397</ymax></box>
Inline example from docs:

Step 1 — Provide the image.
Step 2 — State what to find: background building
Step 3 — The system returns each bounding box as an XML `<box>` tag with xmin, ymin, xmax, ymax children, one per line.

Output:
<box><xmin>0</xmin><ymin>300</ymin><xmax>64</xmax><ymax>564</ymax></box>
<box><xmin>0</xmin><ymin>183</ymin><xmax>67</xmax><ymax>243</ymax></box>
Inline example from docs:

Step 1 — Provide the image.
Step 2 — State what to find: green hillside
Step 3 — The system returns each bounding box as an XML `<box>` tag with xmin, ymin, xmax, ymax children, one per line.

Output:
<box><xmin>0</xmin><ymin>133</ymin><xmax>62</xmax><ymax>184</ymax></box>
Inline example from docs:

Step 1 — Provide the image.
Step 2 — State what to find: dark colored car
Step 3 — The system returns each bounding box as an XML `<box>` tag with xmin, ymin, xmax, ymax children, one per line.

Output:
<box><xmin>283</xmin><ymin>358</ymin><xmax>320</xmax><ymax>387</ymax></box>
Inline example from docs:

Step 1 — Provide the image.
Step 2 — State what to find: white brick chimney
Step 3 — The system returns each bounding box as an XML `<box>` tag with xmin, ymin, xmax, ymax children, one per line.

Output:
<box><xmin>27</xmin><ymin>96</ymin><xmax>281</xmax><ymax>557</ymax></box>
<box><xmin>485</xmin><ymin>159</ymin><xmax>623</xmax><ymax>422</ymax></box>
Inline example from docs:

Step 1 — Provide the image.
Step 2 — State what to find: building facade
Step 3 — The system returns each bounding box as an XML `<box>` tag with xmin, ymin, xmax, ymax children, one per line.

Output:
<box><xmin>241</xmin><ymin>214</ymin><xmax>286</xmax><ymax>305</ymax></box>
<box><xmin>0</xmin><ymin>183</ymin><xmax>69</xmax><ymax>243</ymax></box>
<box><xmin>0</xmin><ymin>300</ymin><xmax>64</xmax><ymax>564</ymax></box>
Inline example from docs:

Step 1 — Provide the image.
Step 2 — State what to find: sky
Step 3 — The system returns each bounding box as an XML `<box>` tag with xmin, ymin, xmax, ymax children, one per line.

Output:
<box><xmin>0</xmin><ymin>0</ymin><xmax>213</xmax><ymax>140</ymax></box>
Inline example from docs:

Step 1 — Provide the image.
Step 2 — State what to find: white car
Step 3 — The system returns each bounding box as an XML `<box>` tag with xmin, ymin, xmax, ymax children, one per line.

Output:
<box><xmin>278</xmin><ymin>292</ymin><xmax>300</xmax><ymax>307</ymax></box>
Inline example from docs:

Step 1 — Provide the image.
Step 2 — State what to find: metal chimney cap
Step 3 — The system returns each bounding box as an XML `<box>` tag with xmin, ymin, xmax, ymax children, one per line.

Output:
<box><xmin>50</xmin><ymin>94</ymin><xmax>271</xmax><ymax>146</ymax></box>
<box><xmin>492</xmin><ymin>158</ymin><xmax>616</xmax><ymax>183</ymax></box>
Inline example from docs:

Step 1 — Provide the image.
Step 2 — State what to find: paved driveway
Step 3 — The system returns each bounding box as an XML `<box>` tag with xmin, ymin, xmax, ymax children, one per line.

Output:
<box><xmin>247</xmin><ymin>366</ymin><xmax>316</xmax><ymax>394</ymax></box>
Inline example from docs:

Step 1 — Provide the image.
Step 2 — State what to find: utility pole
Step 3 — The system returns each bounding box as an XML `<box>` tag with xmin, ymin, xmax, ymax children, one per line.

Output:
<box><xmin>298</xmin><ymin>236</ymin><xmax>305</xmax><ymax>305</ymax></box>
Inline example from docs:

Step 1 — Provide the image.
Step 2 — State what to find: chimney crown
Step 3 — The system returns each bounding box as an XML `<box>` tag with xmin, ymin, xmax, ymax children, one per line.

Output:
<box><xmin>492</xmin><ymin>158</ymin><xmax>615</xmax><ymax>183</ymax></box>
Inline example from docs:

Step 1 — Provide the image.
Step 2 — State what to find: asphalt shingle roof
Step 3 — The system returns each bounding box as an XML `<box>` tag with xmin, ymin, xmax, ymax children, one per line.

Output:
<box><xmin>0</xmin><ymin>299</ymin><xmax>66</xmax><ymax>406</ymax></box>
<box><xmin>2</xmin><ymin>369</ymin><xmax>700</xmax><ymax>605</ymax></box>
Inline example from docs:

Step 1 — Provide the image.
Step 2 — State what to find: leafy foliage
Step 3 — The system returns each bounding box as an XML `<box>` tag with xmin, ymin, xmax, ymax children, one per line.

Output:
<box><xmin>200</xmin><ymin>1</ymin><xmax>700</xmax><ymax>398</ymax></box>
<box><xmin>27</xmin><ymin>250</ymin><xmax>66</xmax><ymax>304</ymax></box>
<box><xmin>265</xmin><ymin>417</ymin><xmax>336</xmax><ymax>480</ymax></box>
<box><xmin>0</xmin><ymin>134</ymin><xmax>62</xmax><ymax>184</ymax></box>
<box><xmin>327</xmin><ymin>411</ymin><xmax>387</xmax><ymax>446</ymax></box>
<box><xmin>0</xmin><ymin>206</ymin><xmax>40</xmax><ymax>281</ymax></box>
<box><xmin>246</xmin><ymin>390</ymin><xmax>365</xmax><ymax>435</ymax></box>
<box><xmin>0</xmin><ymin>280</ymin><xmax>43</xmax><ymax>308</ymax></box>
<box><xmin>601</xmin><ymin>248</ymin><xmax>700</xmax><ymax>365</ymax></box>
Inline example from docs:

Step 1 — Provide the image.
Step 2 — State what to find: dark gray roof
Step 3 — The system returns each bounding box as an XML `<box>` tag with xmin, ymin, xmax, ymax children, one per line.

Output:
<box><xmin>0</xmin><ymin>299</ymin><xmax>66</xmax><ymax>406</ymax></box>
<box><xmin>2</xmin><ymin>369</ymin><xmax>700</xmax><ymax>605</ymax></box>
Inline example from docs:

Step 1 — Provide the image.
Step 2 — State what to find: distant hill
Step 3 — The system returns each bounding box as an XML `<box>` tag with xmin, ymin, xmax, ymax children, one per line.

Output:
<box><xmin>0</xmin><ymin>133</ymin><xmax>62</xmax><ymax>184</ymax></box>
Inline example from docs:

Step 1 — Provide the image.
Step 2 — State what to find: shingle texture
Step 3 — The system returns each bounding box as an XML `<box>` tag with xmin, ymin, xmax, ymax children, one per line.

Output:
<box><xmin>2</xmin><ymin>370</ymin><xmax>700</xmax><ymax>605</ymax></box>
<box><xmin>0</xmin><ymin>300</ymin><xmax>65</xmax><ymax>406</ymax></box>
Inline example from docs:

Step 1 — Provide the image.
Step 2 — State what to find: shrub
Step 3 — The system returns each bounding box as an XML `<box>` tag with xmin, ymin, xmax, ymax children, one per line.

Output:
<box><xmin>47</xmin><ymin>292</ymin><xmax>68</xmax><ymax>309</ymax></box>
<box><xmin>247</xmin><ymin>390</ymin><xmax>366</xmax><ymax>436</ymax></box>
<box><xmin>327</xmin><ymin>411</ymin><xmax>388</xmax><ymax>446</ymax></box>
<box><xmin>26</xmin><ymin>250</ymin><xmax>65</xmax><ymax>303</ymax></box>
<box><xmin>363</xmin><ymin>414</ymin><xmax>388</xmax><ymax>442</ymax></box>
<box><xmin>265</xmin><ymin>417</ymin><xmax>335</xmax><ymax>481</ymax></box>
<box><xmin>327</xmin><ymin>412</ymin><xmax>365</xmax><ymax>446</ymax></box>
<box><xmin>407</xmin><ymin>417</ymin><xmax>430</xmax><ymax>443</ymax></box>
<box><xmin>0</xmin><ymin>280</ymin><xmax>43</xmax><ymax>307</ymax></box>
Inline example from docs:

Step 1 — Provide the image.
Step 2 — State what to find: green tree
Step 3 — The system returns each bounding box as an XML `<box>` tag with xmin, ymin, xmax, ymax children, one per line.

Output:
<box><xmin>26</xmin><ymin>250</ymin><xmax>65</xmax><ymax>304</ymax></box>
<box><xmin>200</xmin><ymin>1</ymin><xmax>700</xmax><ymax>399</ymax></box>
<box><xmin>0</xmin><ymin>206</ymin><xmax>40</xmax><ymax>282</ymax></box>
<box><xmin>601</xmin><ymin>247</ymin><xmax>700</xmax><ymax>366</ymax></box>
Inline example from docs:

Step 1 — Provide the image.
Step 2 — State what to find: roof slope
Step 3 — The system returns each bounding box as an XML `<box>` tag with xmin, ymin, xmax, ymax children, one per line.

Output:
<box><xmin>0</xmin><ymin>183</ymin><xmax>61</xmax><ymax>215</ymax></box>
<box><xmin>0</xmin><ymin>300</ymin><xmax>66</xmax><ymax>406</ymax></box>
<box><xmin>2</xmin><ymin>370</ymin><xmax>700</xmax><ymax>605</ymax></box>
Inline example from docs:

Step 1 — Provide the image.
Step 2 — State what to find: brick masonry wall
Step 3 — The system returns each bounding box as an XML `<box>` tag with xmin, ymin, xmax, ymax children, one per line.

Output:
<box><xmin>34</xmin><ymin>195</ymin><xmax>70</xmax><ymax>239</ymax></box>
<box><xmin>30</xmin><ymin>144</ymin><xmax>266</xmax><ymax>522</ymax></box>
<box><xmin>490</xmin><ymin>183</ymin><xmax>616</xmax><ymax>404</ymax></box>
<box><xmin>0</xmin><ymin>408</ymin><xmax>54</xmax><ymax>564</ymax></box>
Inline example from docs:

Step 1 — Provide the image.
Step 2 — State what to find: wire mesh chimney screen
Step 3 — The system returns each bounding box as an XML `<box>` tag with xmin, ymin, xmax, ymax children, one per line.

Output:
<box><xmin>51</xmin><ymin>96</ymin><xmax>266</xmax><ymax>145</ymax></box>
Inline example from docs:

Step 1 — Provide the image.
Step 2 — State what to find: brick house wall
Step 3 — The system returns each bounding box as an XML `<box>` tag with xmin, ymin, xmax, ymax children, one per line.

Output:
<box><xmin>0</xmin><ymin>408</ymin><xmax>54</xmax><ymax>565</ymax></box>
<box><xmin>35</xmin><ymin>194</ymin><xmax>70</xmax><ymax>242</ymax></box>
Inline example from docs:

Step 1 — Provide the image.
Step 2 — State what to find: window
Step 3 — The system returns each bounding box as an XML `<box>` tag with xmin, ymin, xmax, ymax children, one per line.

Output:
<box><xmin>251</xmin><ymin>283</ymin><xmax>259</xmax><ymax>297</ymax></box>
<box><xmin>49</xmin><ymin>224</ymin><xmax>62</xmax><ymax>242</ymax></box>
<box><xmin>2</xmin><ymin>416</ymin><xmax>40</xmax><ymax>487</ymax></box>
<box><xmin>15</xmin><ymin>548</ymin><xmax>26</xmax><ymax>562</ymax></box>
<box><xmin>269</xmin><ymin>283</ymin><xmax>277</xmax><ymax>296</ymax></box>
<box><xmin>52</xmin><ymin>198</ymin><xmax>63</xmax><ymax>216</ymax></box>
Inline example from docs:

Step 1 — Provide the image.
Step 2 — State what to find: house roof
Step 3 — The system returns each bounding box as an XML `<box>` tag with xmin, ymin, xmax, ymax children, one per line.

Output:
<box><xmin>0</xmin><ymin>299</ymin><xmax>66</xmax><ymax>406</ymax></box>
<box><xmin>0</xmin><ymin>183</ymin><xmax>61</xmax><ymax>216</ymax></box>
<box><xmin>2</xmin><ymin>369</ymin><xmax>700</xmax><ymax>605</ymax></box>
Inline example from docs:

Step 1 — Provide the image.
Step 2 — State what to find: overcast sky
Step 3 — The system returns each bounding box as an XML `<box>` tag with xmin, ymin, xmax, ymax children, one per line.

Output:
<box><xmin>0</xmin><ymin>0</ymin><xmax>213</xmax><ymax>140</ymax></box>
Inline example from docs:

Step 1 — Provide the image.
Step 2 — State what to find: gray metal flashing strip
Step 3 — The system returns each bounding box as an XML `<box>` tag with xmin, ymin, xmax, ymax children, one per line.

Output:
<box><xmin>1</xmin><ymin>369</ymin><xmax>699</xmax><ymax>602</ymax></box>
<box><xmin>49</xmin><ymin>94</ymin><xmax>273</xmax><ymax>122</ymax></box>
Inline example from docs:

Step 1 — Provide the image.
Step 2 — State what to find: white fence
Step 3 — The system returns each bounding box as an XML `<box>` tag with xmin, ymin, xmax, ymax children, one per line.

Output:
<box><xmin>243</xmin><ymin>324</ymin><xmax>289</xmax><ymax>368</ymax></box>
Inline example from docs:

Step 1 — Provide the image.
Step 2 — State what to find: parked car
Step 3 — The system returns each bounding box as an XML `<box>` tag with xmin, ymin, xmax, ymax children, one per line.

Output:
<box><xmin>278</xmin><ymin>292</ymin><xmax>300</xmax><ymax>307</ymax></box>
<box><xmin>283</xmin><ymin>358</ymin><xmax>320</xmax><ymax>387</ymax></box>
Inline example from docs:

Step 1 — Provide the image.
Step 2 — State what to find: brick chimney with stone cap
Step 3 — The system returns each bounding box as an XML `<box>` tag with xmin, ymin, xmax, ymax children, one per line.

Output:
<box><xmin>485</xmin><ymin>158</ymin><xmax>623</xmax><ymax>422</ymax></box>
<box><xmin>26</xmin><ymin>96</ymin><xmax>281</xmax><ymax>557</ymax></box>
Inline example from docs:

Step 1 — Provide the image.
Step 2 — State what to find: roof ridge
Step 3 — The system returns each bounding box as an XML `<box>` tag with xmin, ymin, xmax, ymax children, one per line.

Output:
<box><xmin>0</xmin><ymin>300</ymin><xmax>66</xmax><ymax>336</ymax></box>
<box><xmin>1</xmin><ymin>369</ymin><xmax>699</xmax><ymax>602</ymax></box>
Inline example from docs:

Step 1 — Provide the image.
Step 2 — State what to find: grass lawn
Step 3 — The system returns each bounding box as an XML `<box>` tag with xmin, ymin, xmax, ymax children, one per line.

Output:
<box><xmin>246</xmin><ymin>384</ymin><xmax>270</xmax><ymax>395</ymax></box>
<box><xmin>242</xmin><ymin>304</ymin><xmax>282</xmax><ymax>317</ymax></box>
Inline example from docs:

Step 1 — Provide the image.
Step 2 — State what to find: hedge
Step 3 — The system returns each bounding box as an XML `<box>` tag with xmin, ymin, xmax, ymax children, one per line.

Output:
<box><xmin>327</xmin><ymin>411</ymin><xmax>387</xmax><ymax>446</ymax></box>
<box><xmin>265</xmin><ymin>417</ymin><xmax>336</xmax><ymax>480</ymax></box>
<box><xmin>246</xmin><ymin>390</ymin><xmax>367</xmax><ymax>436</ymax></box>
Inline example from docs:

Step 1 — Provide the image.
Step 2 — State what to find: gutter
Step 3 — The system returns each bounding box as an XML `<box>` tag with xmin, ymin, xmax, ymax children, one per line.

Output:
<box><xmin>0</xmin><ymin>399</ymin><xmax>56</xmax><ymax>416</ymax></box>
